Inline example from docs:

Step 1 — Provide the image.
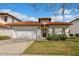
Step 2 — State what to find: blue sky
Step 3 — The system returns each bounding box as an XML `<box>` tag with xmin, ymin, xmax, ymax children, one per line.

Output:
<box><xmin>0</xmin><ymin>3</ymin><xmax>79</xmax><ymax>22</ymax></box>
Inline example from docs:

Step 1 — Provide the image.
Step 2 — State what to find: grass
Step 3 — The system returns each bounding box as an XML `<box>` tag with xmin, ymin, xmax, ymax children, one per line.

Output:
<box><xmin>0</xmin><ymin>36</ymin><xmax>10</xmax><ymax>40</ymax></box>
<box><xmin>23</xmin><ymin>38</ymin><xmax>79</xmax><ymax>55</ymax></box>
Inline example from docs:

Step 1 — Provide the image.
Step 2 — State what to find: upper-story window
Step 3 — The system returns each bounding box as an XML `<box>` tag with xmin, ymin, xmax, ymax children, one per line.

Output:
<box><xmin>4</xmin><ymin>16</ymin><xmax>7</xmax><ymax>22</ymax></box>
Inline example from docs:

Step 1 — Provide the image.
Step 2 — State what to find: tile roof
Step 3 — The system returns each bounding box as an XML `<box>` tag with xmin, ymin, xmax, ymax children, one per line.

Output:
<box><xmin>6</xmin><ymin>21</ymin><xmax>72</xmax><ymax>26</ymax></box>
<box><xmin>47</xmin><ymin>22</ymin><xmax>72</xmax><ymax>25</ymax></box>
<box><xmin>6</xmin><ymin>21</ymin><xmax>42</xmax><ymax>26</ymax></box>
<box><xmin>0</xmin><ymin>23</ymin><xmax>9</xmax><ymax>27</ymax></box>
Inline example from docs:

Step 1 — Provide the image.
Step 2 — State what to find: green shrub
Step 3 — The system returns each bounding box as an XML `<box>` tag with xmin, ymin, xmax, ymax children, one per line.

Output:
<box><xmin>47</xmin><ymin>34</ymin><xmax>52</xmax><ymax>40</ymax></box>
<box><xmin>52</xmin><ymin>34</ymin><xmax>59</xmax><ymax>41</ymax></box>
<box><xmin>47</xmin><ymin>34</ymin><xmax>68</xmax><ymax>41</ymax></box>
<box><xmin>60</xmin><ymin>34</ymin><xmax>68</xmax><ymax>41</ymax></box>
<box><xmin>0</xmin><ymin>36</ymin><xmax>10</xmax><ymax>40</ymax></box>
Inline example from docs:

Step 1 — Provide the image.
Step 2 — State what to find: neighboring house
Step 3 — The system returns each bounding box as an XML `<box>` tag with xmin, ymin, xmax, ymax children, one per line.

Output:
<box><xmin>0</xmin><ymin>13</ymin><xmax>72</xmax><ymax>39</ymax></box>
<box><xmin>70</xmin><ymin>18</ymin><xmax>79</xmax><ymax>36</ymax></box>
<box><xmin>0</xmin><ymin>13</ymin><xmax>21</xmax><ymax>24</ymax></box>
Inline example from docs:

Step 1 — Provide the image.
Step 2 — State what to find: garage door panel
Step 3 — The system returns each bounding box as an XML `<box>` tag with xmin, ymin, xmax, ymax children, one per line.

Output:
<box><xmin>13</xmin><ymin>26</ymin><xmax>38</xmax><ymax>31</ymax></box>
<box><xmin>13</xmin><ymin>26</ymin><xmax>38</xmax><ymax>39</ymax></box>
<box><xmin>15</xmin><ymin>31</ymin><xmax>36</xmax><ymax>39</ymax></box>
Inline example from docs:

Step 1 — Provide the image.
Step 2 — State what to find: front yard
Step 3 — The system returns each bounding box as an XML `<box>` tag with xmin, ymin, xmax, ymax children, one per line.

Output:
<box><xmin>23</xmin><ymin>38</ymin><xmax>79</xmax><ymax>55</ymax></box>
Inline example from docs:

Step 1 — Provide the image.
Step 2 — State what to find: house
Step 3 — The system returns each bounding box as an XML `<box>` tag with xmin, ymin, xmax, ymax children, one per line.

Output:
<box><xmin>0</xmin><ymin>13</ymin><xmax>72</xmax><ymax>39</ymax></box>
<box><xmin>0</xmin><ymin>13</ymin><xmax>21</xmax><ymax>24</ymax></box>
<box><xmin>70</xmin><ymin>18</ymin><xmax>79</xmax><ymax>36</ymax></box>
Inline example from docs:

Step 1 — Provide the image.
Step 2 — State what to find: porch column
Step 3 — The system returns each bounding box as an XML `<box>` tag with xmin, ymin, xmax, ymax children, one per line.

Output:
<box><xmin>52</xmin><ymin>28</ymin><xmax>55</xmax><ymax>34</ymax></box>
<box><xmin>67</xmin><ymin>28</ymin><xmax>70</xmax><ymax>37</ymax></box>
<box><xmin>62</xmin><ymin>27</ymin><xmax>65</xmax><ymax>34</ymax></box>
<box><xmin>36</xmin><ymin>31</ymin><xmax>37</xmax><ymax>39</ymax></box>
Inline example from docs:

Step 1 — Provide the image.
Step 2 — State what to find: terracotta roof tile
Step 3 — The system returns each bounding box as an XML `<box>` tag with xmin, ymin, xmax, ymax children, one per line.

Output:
<box><xmin>0</xmin><ymin>23</ymin><xmax>9</xmax><ymax>27</ymax></box>
<box><xmin>47</xmin><ymin>22</ymin><xmax>72</xmax><ymax>25</ymax></box>
<box><xmin>6</xmin><ymin>21</ymin><xmax>42</xmax><ymax>26</ymax></box>
<box><xmin>6</xmin><ymin>21</ymin><xmax>72</xmax><ymax>26</ymax></box>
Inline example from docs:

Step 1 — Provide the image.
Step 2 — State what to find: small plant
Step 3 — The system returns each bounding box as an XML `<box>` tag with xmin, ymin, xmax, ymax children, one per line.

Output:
<box><xmin>46</xmin><ymin>34</ymin><xmax>68</xmax><ymax>41</ymax></box>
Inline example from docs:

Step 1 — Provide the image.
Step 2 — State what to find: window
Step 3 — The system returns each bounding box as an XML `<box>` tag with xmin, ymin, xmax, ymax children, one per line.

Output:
<box><xmin>4</xmin><ymin>16</ymin><xmax>7</xmax><ymax>22</ymax></box>
<box><xmin>55</xmin><ymin>28</ymin><xmax>62</xmax><ymax>34</ymax></box>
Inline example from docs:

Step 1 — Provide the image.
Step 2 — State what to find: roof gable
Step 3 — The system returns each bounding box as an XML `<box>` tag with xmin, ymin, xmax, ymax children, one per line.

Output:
<box><xmin>0</xmin><ymin>13</ymin><xmax>22</xmax><ymax>22</ymax></box>
<box><xmin>70</xmin><ymin>18</ymin><xmax>79</xmax><ymax>22</ymax></box>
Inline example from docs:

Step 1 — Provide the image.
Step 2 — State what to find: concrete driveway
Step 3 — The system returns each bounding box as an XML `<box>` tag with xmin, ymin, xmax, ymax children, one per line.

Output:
<box><xmin>0</xmin><ymin>39</ymin><xmax>34</xmax><ymax>55</ymax></box>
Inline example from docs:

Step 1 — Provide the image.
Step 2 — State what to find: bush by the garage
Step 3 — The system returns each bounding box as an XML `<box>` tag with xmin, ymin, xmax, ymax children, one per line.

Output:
<box><xmin>47</xmin><ymin>34</ymin><xmax>68</xmax><ymax>41</ymax></box>
<box><xmin>0</xmin><ymin>36</ymin><xmax>10</xmax><ymax>40</ymax></box>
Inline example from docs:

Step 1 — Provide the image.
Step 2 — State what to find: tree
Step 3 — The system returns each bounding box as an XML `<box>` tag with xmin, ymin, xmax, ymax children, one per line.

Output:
<box><xmin>60</xmin><ymin>3</ymin><xmax>69</xmax><ymax>21</ymax></box>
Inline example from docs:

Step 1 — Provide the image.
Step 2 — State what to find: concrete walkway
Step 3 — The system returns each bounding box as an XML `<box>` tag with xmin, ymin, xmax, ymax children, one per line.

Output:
<box><xmin>0</xmin><ymin>39</ymin><xmax>34</xmax><ymax>55</ymax></box>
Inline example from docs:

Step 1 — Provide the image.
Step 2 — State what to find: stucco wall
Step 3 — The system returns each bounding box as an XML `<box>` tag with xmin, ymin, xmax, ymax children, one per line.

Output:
<box><xmin>12</xmin><ymin>26</ymin><xmax>42</xmax><ymax>39</ymax></box>
<box><xmin>0</xmin><ymin>27</ymin><xmax>14</xmax><ymax>38</ymax></box>
<box><xmin>49</xmin><ymin>25</ymin><xmax>70</xmax><ymax>37</ymax></box>
<box><xmin>0</xmin><ymin>26</ymin><xmax>42</xmax><ymax>39</ymax></box>
<box><xmin>70</xmin><ymin>20</ymin><xmax>79</xmax><ymax>35</ymax></box>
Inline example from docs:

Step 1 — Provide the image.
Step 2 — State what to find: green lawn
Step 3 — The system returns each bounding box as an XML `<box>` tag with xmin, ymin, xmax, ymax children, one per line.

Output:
<box><xmin>23</xmin><ymin>39</ymin><xmax>79</xmax><ymax>55</ymax></box>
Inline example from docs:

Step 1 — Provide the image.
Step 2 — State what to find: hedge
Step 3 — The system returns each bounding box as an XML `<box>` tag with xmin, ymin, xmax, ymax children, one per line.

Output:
<box><xmin>47</xmin><ymin>34</ymin><xmax>68</xmax><ymax>41</ymax></box>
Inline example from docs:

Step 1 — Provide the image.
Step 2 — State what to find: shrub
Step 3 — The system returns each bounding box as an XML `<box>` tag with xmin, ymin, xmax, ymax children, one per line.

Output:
<box><xmin>0</xmin><ymin>36</ymin><xmax>10</xmax><ymax>40</ymax></box>
<box><xmin>75</xmin><ymin>34</ymin><xmax>79</xmax><ymax>37</ymax></box>
<box><xmin>60</xmin><ymin>34</ymin><xmax>68</xmax><ymax>41</ymax></box>
<box><xmin>52</xmin><ymin>34</ymin><xmax>59</xmax><ymax>41</ymax></box>
<box><xmin>70</xmin><ymin>34</ymin><xmax>73</xmax><ymax>36</ymax></box>
<box><xmin>47</xmin><ymin>34</ymin><xmax>52</xmax><ymax>40</ymax></box>
<box><xmin>46</xmin><ymin>34</ymin><xmax>68</xmax><ymax>41</ymax></box>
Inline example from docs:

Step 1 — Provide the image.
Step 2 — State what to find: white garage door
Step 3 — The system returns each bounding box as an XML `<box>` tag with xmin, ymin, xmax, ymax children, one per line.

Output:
<box><xmin>12</xmin><ymin>26</ymin><xmax>38</xmax><ymax>39</ymax></box>
<box><xmin>15</xmin><ymin>31</ymin><xmax>37</xmax><ymax>39</ymax></box>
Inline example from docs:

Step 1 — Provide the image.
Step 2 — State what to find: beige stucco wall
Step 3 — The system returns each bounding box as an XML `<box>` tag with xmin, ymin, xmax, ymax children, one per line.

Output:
<box><xmin>0</xmin><ymin>25</ymin><xmax>70</xmax><ymax>39</ymax></box>
<box><xmin>70</xmin><ymin>20</ymin><xmax>79</xmax><ymax>35</ymax></box>
<box><xmin>11</xmin><ymin>26</ymin><xmax>42</xmax><ymax>39</ymax></box>
<box><xmin>0</xmin><ymin>27</ymin><xmax>14</xmax><ymax>37</ymax></box>
<box><xmin>48</xmin><ymin>25</ymin><xmax>70</xmax><ymax>37</ymax></box>
<box><xmin>0</xmin><ymin>26</ymin><xmax>42</xmax><ymax>39</ymax></box>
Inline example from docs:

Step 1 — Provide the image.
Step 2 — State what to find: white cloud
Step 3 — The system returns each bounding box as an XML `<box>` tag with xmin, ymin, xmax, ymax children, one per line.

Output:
<box><xmin>0</xmin><ymin>9</ymin><xmax>37</xmax><ymax>21</ymax></box>
<box><xmin>58</xmin><ymin>8</ymin><xmax>71</xmax><ymax>14</ymax></box>
<box><xmin>64</xmin><ymin>9</ymin><xmax>71</xmax><ymax>14</ymax></box>
<box><xmin>51</xmin><ymin>14</ymin><xmax>77</xmax><ymax>22</ymax></box>
<box><xmin>58</xmin><ymin>8</ymin><xmax>79</xmax><ymax>15</ymax></box>
<box><xmin>51</xmin><ymin>15</ymin><xmax>63</xmax><ymax>22</ymax></box>
<box><xmin>51</xmin><ymin>9</ymin><xmax>79</xmax><ymax>22</ymax></box>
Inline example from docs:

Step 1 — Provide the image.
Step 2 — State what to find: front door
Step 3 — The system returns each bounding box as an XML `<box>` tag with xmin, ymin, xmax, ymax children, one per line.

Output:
<box><xmin>42</xmin><ymin>29</ymin><xmax>47</xmax><ymax>37</ymax></box>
